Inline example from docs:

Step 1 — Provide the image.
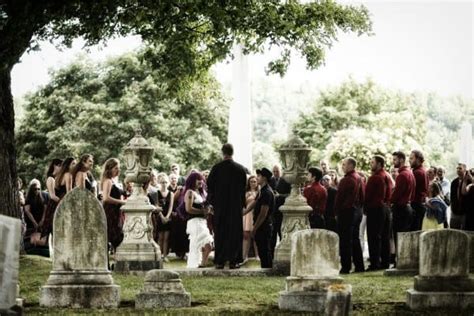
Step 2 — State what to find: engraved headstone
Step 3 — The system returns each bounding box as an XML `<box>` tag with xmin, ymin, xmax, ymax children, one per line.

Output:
<box><xmin>40</xmin><ymin>188</ymin><xmax>120</xmax><ymax>308</ymax></box>
<box><xmin>385</xmin><ymin>231</ymin><xmax>422</xmax><ymax>276</ymax></box>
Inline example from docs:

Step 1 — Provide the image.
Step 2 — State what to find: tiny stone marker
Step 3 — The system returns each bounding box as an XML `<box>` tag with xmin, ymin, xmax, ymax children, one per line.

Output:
<box><xmin>406</xmin><ymin>229</ymin><xmax>474</xmax><ymax>310</ymax></box>
<box><xmin>0</xmin><ymin>215</ymin><xmax>22</xmax><ymax>313</ymax></box>
<box><xmin>136</xmin><ymin>270</ymin><xmax>191</xmax><ymax>308</ymax></box>
<box><xmin>279</xmin><ymin>229</ymin><xmax>352</xmax><ymax>315</ymax></box>
<box><xmin>40</xmin><ymin>188</ymin><xmax>120</xmax><ymax>308</ymax></box>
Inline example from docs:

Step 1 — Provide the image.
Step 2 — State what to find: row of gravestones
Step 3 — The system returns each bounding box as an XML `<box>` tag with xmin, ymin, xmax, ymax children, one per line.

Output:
<box><xmin>1</xmin><ymin>188</ymin><xmax>473</xmax><ymax>314</ymax></box>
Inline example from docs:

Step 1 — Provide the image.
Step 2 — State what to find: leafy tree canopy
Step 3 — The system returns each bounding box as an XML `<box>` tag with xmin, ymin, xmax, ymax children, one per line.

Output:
<box><xmin>16</xmin><ymin>48</ymin><xmax>228</xmax><ymax>182</ymax></box>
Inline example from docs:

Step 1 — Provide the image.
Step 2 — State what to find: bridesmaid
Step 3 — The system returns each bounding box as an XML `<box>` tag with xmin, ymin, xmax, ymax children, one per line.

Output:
<box><xmin>100</xmin><ymin>158</ymin><xmax>126</xmax><ymax>252</ymax></box>
<box><xmin>72</xmin><ymin>154</ymin><xmax>95</xmax><ymax>193</ymax></box>
<box><xmin>242</xmin><ymin>175</ymin><xmax>259</xmax><ymax>263</ymax></box>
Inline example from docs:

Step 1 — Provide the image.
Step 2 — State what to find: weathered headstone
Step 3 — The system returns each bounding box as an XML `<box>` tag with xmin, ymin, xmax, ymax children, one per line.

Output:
<box><xmin>136</xmin><ymin>270</ymin><xmax>191</xmax><ymax>308</ymax></box>
<box><xmin>406</xmin><ymin>229</ymin><xmax>474</xmax><ymax>310</ymax></box>
<box><xmin>384</xmin><ymin>231</ymin><xmax>421</xmax><ymax>276</ymax></box>
<box><xmin>0</xmin><ymin>215</ymin><xmax>22</xmax><ymax>313</ymax></box>
<box><xmin>40</xmin><ymin>188</ymin><xmax>120</xmax><ymax>308</ymax></box>
<box><xmin>466</xmin><ymin>231</ymin><xmax>474</xmax><ymax>273</ymax></box>
<box><xmin>279</xmin><ymin>229</ymin><xmax>352</xmax><ymax>315</ymax></box>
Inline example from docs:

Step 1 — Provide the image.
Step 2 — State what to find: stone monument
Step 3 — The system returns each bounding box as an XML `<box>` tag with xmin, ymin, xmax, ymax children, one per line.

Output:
<box><xmin>0</xmin><ymin>215</ymin><xmax>22</xmax><ymax>314</ymax></box>
<box><xmin>115</xmin><ymin>129</ymin><xmax>161</xmax><ymax>273</ymax></box>
<box><xmin>279</xmin><ymin>229</ymin><xmax>352</xmax><ymax>315</ymax></box>
<box><xmin>273</xmin><ymin>134</ymin><xmax>313</xmax><ymax>274</ymax></box>
<box><xmin>40</xmin><ymin>188</ymin><xmax>120</xmax><ymax>308</ymax></box>
<box><xmin>384</xmin><ymin>231</ymin><xmax>422</xmax><ymax>276</ymax></box>
<box><xmin>466</xmin><ymin>231</ymin><xmax>474</xmax><ymax>273</ymax></box>
<box><xmin>136</xmin><ymin>270</ymin><xmax>191</xmax><ymax>308</ymax></box>
<box><xmin>406</xmin><ymin>229</ymin><xmax>474</xmax><ymax>310</ymax></box>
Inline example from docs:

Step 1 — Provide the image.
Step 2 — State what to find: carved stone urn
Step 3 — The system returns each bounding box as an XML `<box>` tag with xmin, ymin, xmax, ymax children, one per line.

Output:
<box><xmin>273</xmin><ymin>134</ymin><xmax>312</xmax><ymax>275</ymax></box>
<box><xmin>115</xmin><ymin>129</ymin><xmax>162</xmax><ymax>273</ymax></box>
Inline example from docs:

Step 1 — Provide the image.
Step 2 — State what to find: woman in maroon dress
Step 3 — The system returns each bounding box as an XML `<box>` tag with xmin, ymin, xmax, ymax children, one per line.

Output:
<box><xmin>100</xmin><ymin>158</ymin><xmax>126</xmax><ymax>252</ymax></box>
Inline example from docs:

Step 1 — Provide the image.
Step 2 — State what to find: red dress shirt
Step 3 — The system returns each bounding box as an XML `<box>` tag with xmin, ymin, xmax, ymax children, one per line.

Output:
<box><xmin>365</xmin><ymin>169</ymin><xmax>393</xmax><ymax>209</ymax></box>
<box><xmin>412</xmin><ymin>165</ymin><xmax>429</xmax><ymax>204</ymax></box>
<box><xmin>391</xmin><ymin>166</ymin><xmax>416</xmax><ymax>206</ymax></box>
<box><xmin>334</xmin><ymin>170</ymin><xmax>365</xmax><ymax>216</ymax></box>
<box><xmin>303</xmin><ymin>181</ymin><xmax>328</xmax><ymax>215</ymax></box>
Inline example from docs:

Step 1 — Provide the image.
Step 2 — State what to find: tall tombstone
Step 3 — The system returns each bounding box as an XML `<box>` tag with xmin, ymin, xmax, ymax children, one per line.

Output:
<box><xmin>40</xmin><ymin>188</ymin><xmax>120</xmax><ymax>308</ymax></box>
<box><xmin>384</xmin><ymin>231</ymin><xmax>422</xmax><ymax>276</ymax></box>
<box><xmin>406</xmin><ymin>229</ymin><xmax>474</xmax><ymax>310</ymax></box>
<box><xmin>0</xmin><ymin>215</ymin><xmax>22</xmax><ymax>313</ymax></box>
<box><xmin>279</xmin><ymin>229</ymin><xmax>352</xmax><ymax>315</ymax></box>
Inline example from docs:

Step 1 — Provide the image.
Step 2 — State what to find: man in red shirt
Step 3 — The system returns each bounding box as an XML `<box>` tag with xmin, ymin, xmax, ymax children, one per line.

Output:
<box><xmin>390</xmin><ymin>151</ymin><xmax>415</xmax><ymax>260</ymax></box>
<box><xmin>304</xmin><ymin>167</ymin><xmax>328</xmax><ymax>229</ymax></box>
<box><xmin>334</xmin><ymin>157</ymin><xmax>365</xmax><ymax>274</ymax></box>
<box><xmin>409</xmin><ymin>150</ymin><xmax>429</xmax><ymax>231</ymax></box>
<box><xmin>365</xmin><ymin>155</ymin><xmax>393</xmax><ymax>270</ymax></box>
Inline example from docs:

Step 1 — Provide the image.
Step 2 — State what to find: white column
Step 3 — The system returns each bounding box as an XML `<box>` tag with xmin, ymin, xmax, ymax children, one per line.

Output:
<box><xmin>228</xmin><ymin>44</ymin><xmax>253</xmax><ymax>171</ymax></box>
<box><xmin>459</xmin><ymin>121</ymin><xmax>473</xmax><ymax>168</ymax></box>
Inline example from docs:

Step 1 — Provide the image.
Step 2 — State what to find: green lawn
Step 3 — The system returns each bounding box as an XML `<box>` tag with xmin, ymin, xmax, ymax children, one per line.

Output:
<box><xmin>20</xmin><ymin>255</ymin><xmax>473</xmax><ymax>315</ymax></box>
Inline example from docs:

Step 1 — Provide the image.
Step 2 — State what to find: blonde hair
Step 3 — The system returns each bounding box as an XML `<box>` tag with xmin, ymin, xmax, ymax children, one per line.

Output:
<box><xmin>157</xmin><ymin>172</ymin><xmax>169</xmax><ymax>183</ymax></box>
<box><xmin>100</xmin><ymin>158</ymin><xmax>120</xmax><ymax>191</ymax></box>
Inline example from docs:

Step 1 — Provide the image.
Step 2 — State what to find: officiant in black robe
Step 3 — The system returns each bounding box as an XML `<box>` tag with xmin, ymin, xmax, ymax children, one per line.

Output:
<box><xmin>207</xmin><ymin>143</ymin><xmax>247</xmax><ymax>269</ymax></box>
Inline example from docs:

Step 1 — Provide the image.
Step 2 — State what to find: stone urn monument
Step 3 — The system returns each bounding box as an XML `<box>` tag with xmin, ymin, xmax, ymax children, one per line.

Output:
<box><xmin>115</xmin><ymin>129</ymin><xmax>162</xmax><ymax>273</ymax></box>
<box><xmin>273</xmin><ymin>134</ymin><xmax>313</xmax><ymax>274</ymax></box>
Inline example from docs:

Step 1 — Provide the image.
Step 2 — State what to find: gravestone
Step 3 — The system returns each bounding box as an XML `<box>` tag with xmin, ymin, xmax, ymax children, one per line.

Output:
<box><xmin>466</xmin><ymin>231</ymin><xmax>474</xmax><ymax>273</ymax></box>
<box><xmin>406</xmin><ymin>229</ymin><xmax>474</xmax><ymax>310</ymax></box>
<box><xmin>279</xmin><ymin>229</ymin><xmax>352</xmax><ymax>315</ymax></box>
<box><xmin>385</xmin><ymin>231</ymin><xmax>421</xmax><ymax>276</ymax></box>
<box><xmin>40</xmin><ymin>188</ymin><xmax>120</xmax><ymax>308</ymax></box>
<box><xmin>0</xmin><ymin>215</ymin><xmax>22</xmax><ymax>313</ymax></box>
<box><xmin>136</xmin><ymin>270</ymin><xmax>191</xmax><ymax>308</ymax></box>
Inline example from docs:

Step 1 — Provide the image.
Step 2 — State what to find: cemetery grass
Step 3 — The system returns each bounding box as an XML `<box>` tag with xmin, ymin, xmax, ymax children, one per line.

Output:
<box><xmin>21</xmin><ymin>255</ymin><xmax>473</xmax><ymax>315</ymax></box>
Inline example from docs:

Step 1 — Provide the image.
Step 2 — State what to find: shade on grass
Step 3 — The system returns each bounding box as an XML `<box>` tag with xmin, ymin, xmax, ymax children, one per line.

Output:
<box><xmin>20</xmin><ymin>255</ymin><xmax>473</xmax><ymax>315</ymax></box>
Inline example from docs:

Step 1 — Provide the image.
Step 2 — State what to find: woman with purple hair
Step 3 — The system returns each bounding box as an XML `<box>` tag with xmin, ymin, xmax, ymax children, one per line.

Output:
<box><xmin>180</xmin><ymin>172</ymin><xmax>213</xmax><ymax>268</ymax></box>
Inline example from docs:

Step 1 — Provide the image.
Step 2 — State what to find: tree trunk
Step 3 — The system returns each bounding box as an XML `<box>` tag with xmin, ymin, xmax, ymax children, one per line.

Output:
<box><xmin>0</xmin><ymin>68</ymin><xmax>20</xmax><ymax>218</ymax></box>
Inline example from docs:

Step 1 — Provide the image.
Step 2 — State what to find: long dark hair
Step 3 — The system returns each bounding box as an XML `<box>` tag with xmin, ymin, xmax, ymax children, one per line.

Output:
<box><xmin>25</xmin><ymin>179</ymin><xmax>44</xmax><ymax>207</ymax></box>
<box><xmin>46</xmin><ymin>158</ymin><xmax>63</xmax><ymax>179</ymax></box>
<box><xmin>176</xmin><ymin>172</ymin><xmax>206</xmax><ymax>219</ymax></box>
<box><xmin>71</xmin><ymin>154</ymin><xmax>93</xmax><ymax>185</ymax></box>
<box><xmin>246</xmin><ymin>175</ymin><xmax>258</xmax><ymax>192</ymax></box>
<box><xmin>56</xmin><ymin>157</ymin><xmax>75</xmax><ymax>188</ymax></box>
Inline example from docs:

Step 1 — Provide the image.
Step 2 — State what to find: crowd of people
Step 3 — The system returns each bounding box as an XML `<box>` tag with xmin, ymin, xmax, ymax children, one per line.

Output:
<box><xmin>18</xmin><ymin>145</ymin><xmax>474</xmax><ymax>273</ymax></box>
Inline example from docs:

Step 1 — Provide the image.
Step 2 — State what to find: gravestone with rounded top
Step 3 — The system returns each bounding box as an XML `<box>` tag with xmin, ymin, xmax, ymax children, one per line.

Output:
<box><xmin>279</xmin><ymin>229</ymin><xmax>351</xmax><ymax>315</ymax></box>
<box><xmin>136</xmin><ymin>269</ymin><xmax>191</xmax><ymax>308</ymax></box>
<box><xmin>0</xmin><ymin>215</ymin><xmax>22</xmax><ymax>314</ymax></box>
<box><xmin>39</xmin><ymin>188</ymin><xmax>120</xmax><ymax>308</ymax></box>
<box><xmin>406</xmin><ymin>229</ymin><xmax>474</xmax><ymax>310</ymax></box>
<box><xmin>384</xmin><ymin>231</ymin><xmax>422</xmax><ymax>276</ymax></box>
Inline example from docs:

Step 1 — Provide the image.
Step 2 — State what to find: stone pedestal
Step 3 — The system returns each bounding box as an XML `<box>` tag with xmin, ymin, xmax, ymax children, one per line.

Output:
<box><xmin>279</xmin><ymin>229</ymin><xmax>352</xmax><ymax>315</ymax></box>
<box><xmin>136</xmin><ymin>270</ymin><xmax>191</xmax><ymax>308</ymax></box>
<box><xmin>115</xmin><ymin>192</ymin><xmax>161</xmax><ymax>273</ymax></box>
<box><xmin>0</xmin><ymin>215</ymin><xmax>22</xmax><ymax>313</ymax></box>
<box><xmin>406</xmin><ymin>229</ymin><xmax>474</xmax><ymax>311</ymax></box>
<box><xmin>40</xmin><ymin>189</ymin><xmax>120</xmax><ymax>308</ymax></box>
<box><xmin>273</xmin><ymin>189</ymin><xmax>312</xmax><ymax>275</ymax></box>
<box><xmin>385</xmin><ymin>231</ymin><xmax>422</xmax><ymax>276</ymax></box>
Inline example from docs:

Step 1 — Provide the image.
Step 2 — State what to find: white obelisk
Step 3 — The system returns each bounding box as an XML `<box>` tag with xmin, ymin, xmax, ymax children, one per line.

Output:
<box><xmin>228</xmin><ymin>44</ymin><xmax>252</xmax><ymax>171</ymax></box>
<box><xmin>459</xmin><ymin>121</ymin><xmax>473</xmax><ymax>168</ymax></box>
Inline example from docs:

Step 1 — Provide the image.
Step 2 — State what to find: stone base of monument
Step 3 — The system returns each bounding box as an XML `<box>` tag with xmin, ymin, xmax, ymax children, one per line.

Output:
<box><xmin>406</xmin><ymin>276</ymin><xmax>474</xmax><ymax>310</ymax></box>
<box><xmin>115</xmin><ymin>260</ymin><xmax>162</xmax><ymax>274</ymax></box>
<box><xmin>135</xmin><ymin>270</ymin><xmax>191</xmax><ymax>308</ymax></box>
<box><xmin>384</xmin><ymin>268</ymin><xmax>418</xmax><ymax>276</ymax></box>
<box><xmin>278</xmin><ymin>276</ymin><xmax>352</xmax><ymax>314</ymax></box>
<box><xmin>273</xmin><ymin>260</ymin><xmax>290</xmax><ymax>276</ymax></box>
<box><xmin>40</xmin><ymin>271</ymin><xmax>120</xmax><ymax>308</ymax></box>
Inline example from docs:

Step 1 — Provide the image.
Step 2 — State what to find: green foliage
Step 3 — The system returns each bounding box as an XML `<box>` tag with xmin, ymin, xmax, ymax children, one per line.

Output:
<box><xmin>292</xmin><ymin>78</ymin><xmax>474</xmax><ymax>174</ymax></box>
<box><xmin>16</xmin><ymin>48</ymin><xmax>228</xmax><ymax>182</ymax></box>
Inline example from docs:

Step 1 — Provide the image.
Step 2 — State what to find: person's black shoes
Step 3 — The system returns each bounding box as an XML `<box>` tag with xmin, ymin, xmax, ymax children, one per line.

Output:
<box><xmin>229</xmin><ymin>263</ymin><xmax>240</xmax><ymax>269</ymax></box>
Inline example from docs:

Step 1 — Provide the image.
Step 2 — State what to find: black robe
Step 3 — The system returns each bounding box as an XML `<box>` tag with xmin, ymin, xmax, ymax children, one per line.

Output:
<box><xmin>207</xmin><ymin>159</ymin><xmax>247</xmax><ymax>265</ymax></box>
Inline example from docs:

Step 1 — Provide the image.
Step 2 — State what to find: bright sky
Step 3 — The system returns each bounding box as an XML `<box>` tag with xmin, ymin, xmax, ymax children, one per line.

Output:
<box><xmin>11</xmin><ymin>1</ymin><xmax>473</xmax><ymax>99</ymax></box>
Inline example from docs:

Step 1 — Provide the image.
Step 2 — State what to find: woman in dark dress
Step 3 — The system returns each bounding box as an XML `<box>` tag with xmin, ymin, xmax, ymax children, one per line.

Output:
<box><xmin>101</xmin><ymin>158</ymin><xmax>126</xmax><ymax>252</ymax></box>
<box><xmin>24</xmin><ymin>179</ymin><xmax>48</xmax><ymax>238</ymax></box>
<box><xmin>72</xmin><ymin>154</ymin><xmax>95</xmax><ymax>193</ymax></box>
<box><xmin>41</xmin><ymin>157</ymin><xmax>76</xmax><ymax>237</ymax></box>
<box><xmin>149</xmin><ymin>173</ymin><xmax>174</xmax><ymax>262</ymax></box>
<box><xmin>169</xmin><ymin>173</ymin><xmax>188</xmax><ymax>259</ymax></box>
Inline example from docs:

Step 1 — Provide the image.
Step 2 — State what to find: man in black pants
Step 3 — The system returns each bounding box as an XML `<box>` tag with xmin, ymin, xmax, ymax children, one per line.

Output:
<box><xmin>243</xmin><ymin>167</ymin><xmax>274</xmax><ymax>268</ymax></box>
<box><xmin>334</xmin><ymin>157</ymin><xmax>365</xmax><ymax>274</ymax></box>
<box><xmin>365</xmin><ymin>155</ymin><xmax>393</xmax><ymax>270</ymax></box>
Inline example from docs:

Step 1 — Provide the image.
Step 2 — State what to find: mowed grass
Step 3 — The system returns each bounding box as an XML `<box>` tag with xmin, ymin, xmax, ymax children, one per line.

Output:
<box><xmin>20</xmin><ymin>255</ymin><xmax>474</xmax><ymax>315</ymax></box>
